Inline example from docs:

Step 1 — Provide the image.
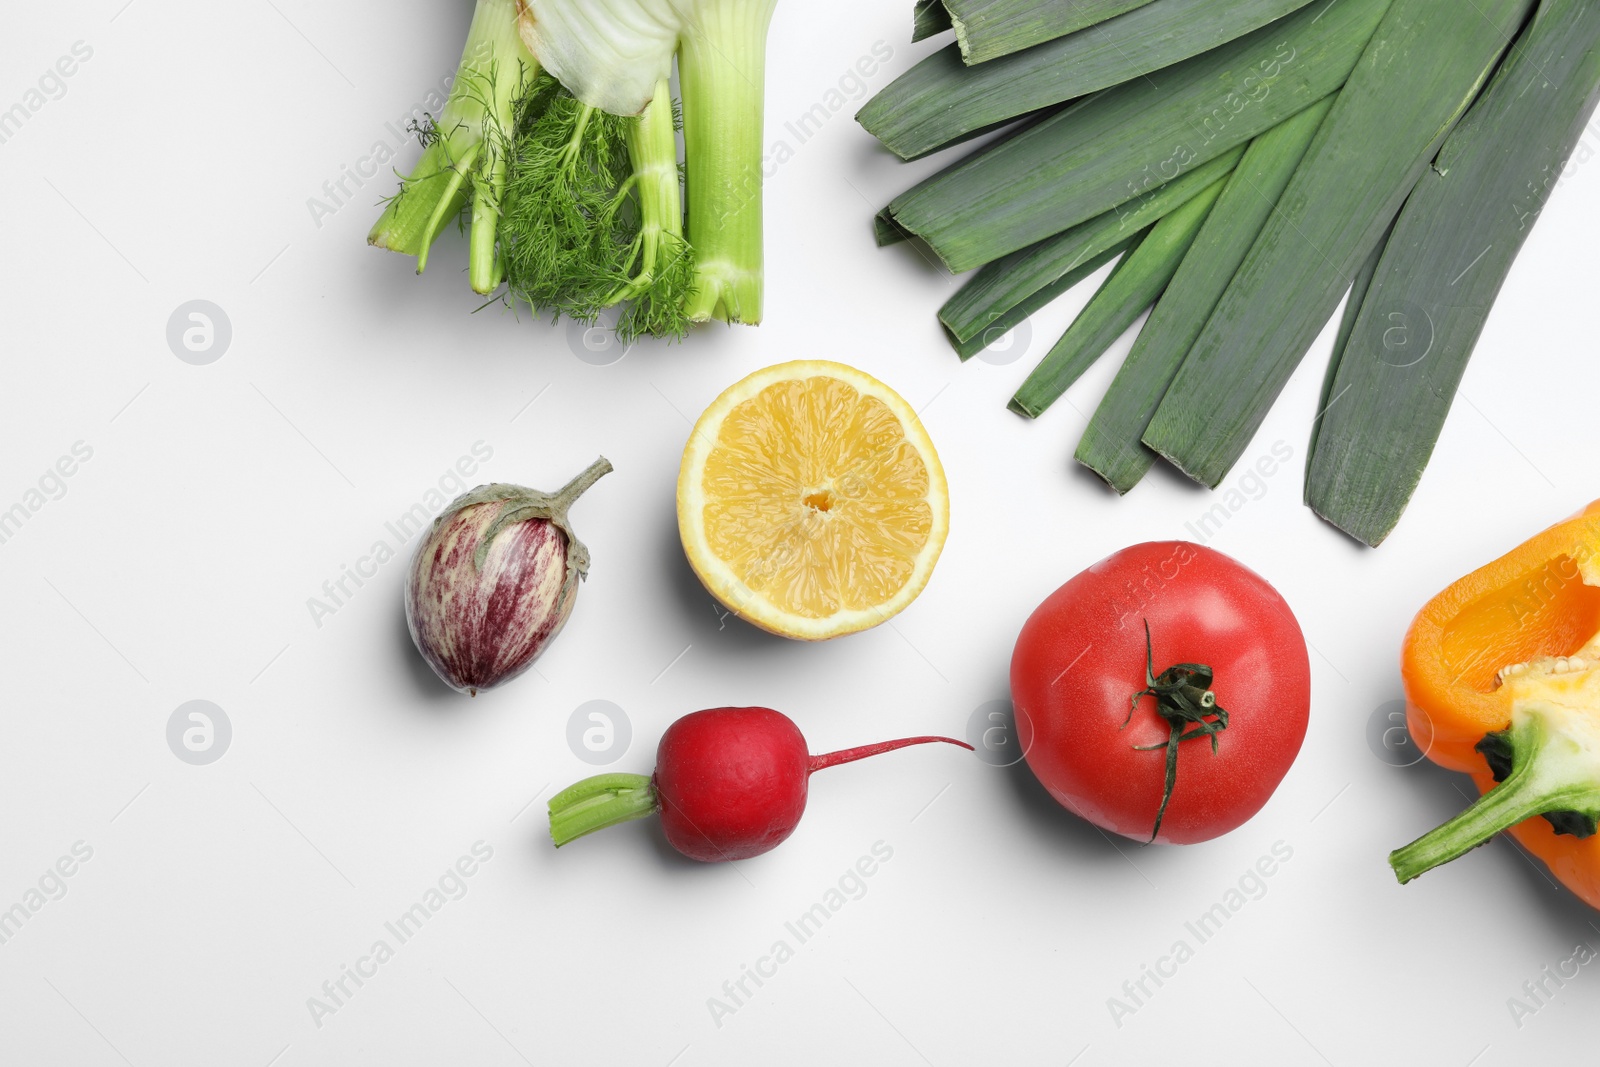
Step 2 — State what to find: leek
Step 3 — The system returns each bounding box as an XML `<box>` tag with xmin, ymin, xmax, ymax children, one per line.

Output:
<box><xmin>1142</xmin><ymin>0</ymin><xmax>1536</xmax><ymax>487</ymax></box>
<box><xmin>938</xmin><ymin>145</ymin><xmax>1245</xmax><ymax>348</ymax></box>
<box><xmin>937</xmin><ymin>0</ymin><xmax>1160</xmax><ymax>65</ymax></box>
<box><xmin>1304</xmin><ymin>220</ymin><xmax>1389</xmax><ymax>489</ymax></box>
<box><xmin>949</xmin><ymin>239</ymin><xmax>1137</xmax><ymax>362</ymax></box>
<box><xmin>912</xmin><ymin>0</ymin><xmax>952</xmax><ymax>42</ymax></box>
<box><xmin>859</xmin><ymin>0</ymin><xmax>1318</xmax><ymax>161</ymax></box>
<box><xmin>1010</xmin><ymin>176</ymin><xmax>1226</xmax><ymax>419</ymax></box>
<box><xmin>875</xmin><ymin>0</ymin><xmax>1390</xmax><ymax>272</ymax></box>
<box><xmin>1075</xmin><ymin>95</ymin><xmax>1334</xmax><ymax>492</ymax></box>
<box><xmin>1305</xmin><ymin>0</ymin><xmax>1600</xmax><ymax>546</ymax></box>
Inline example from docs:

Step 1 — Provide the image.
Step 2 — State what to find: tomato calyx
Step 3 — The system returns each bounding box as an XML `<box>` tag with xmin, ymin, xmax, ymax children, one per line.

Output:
<box><xmin>1124</xmin><ymin>621</ymin><xmax>1231</xmax><ymax>842</ymax></box>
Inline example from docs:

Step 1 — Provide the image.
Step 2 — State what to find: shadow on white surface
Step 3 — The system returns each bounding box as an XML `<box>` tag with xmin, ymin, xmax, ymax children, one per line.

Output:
<box><xmin>653</xmin><ymin>500</ymin><xmax>797</xmax><ymax>655</ymax></box>
<box><xmin>389</xmin><ymin>601</ymin><xmax>463</xmax><ymax>710</ymax></box>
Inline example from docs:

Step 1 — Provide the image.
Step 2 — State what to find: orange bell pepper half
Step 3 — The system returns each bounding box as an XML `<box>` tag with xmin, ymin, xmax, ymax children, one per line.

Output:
<box><xmin>1392</xmin><ymin>500</ymin><xmax>1600</xmax><ymax>907</ymax></box>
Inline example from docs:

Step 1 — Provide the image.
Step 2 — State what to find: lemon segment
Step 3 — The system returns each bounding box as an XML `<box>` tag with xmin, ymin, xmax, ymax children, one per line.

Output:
<box><xmin>677</xmin><ymin>361</ymin><xmax>950</xmax><ymax>640</ymax></box>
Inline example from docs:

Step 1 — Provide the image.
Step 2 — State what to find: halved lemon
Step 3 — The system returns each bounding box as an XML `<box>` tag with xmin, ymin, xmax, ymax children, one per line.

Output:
<box><xmin>677</xmin><ymin>360</ymin><xmax>949</xmax><ymax>641</ymax></box>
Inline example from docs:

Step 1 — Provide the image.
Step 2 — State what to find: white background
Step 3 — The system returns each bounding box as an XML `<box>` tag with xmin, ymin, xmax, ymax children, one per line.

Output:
<box><xmin>3</xmin><ymin>2</ymin><xmax>1599</xmax><ymax>1064</ymax></box>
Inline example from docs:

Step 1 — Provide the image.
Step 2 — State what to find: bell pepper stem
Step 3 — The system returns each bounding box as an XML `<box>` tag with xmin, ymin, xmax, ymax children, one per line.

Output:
<box><xmin>1389</xmin><ymin>701</ymin><xmax>1600</xmax><ymax>884</ymax></box>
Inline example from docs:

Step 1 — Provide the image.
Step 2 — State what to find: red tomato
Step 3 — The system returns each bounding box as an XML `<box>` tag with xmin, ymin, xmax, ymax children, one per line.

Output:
<box><xmin>1011</xmin><ymin>542</ymin><xmax>1310</xmax><ymax>845</ymax></box>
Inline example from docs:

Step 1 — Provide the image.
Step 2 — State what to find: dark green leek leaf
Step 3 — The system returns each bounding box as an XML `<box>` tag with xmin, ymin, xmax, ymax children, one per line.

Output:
<box><xmin>950</xmin><ymin>238</ymin><xmax>1138</xmax><ymax>362</ymax></box>
<box><xmin>938</xmin><ymin>146</ymin><xmax>1245</xmax><ymax>345</ymax></box>
<box><xmin>1076</xmin><ymin>95</ymin><xmax>1334</xmax><ymax>493</ymax></box>
<box><xmin>1304</xmin><ymin>216</ymin><xmax>1392</xmax><ymax>491</ymax></box>
<box><xmin>1011</xmin><ymin>176</ymin><xmax>1228</xmax><ymax>418</ymax></box>
<box><xmin>1142</xmin><ymin>0</ymin><xmax>1537</xmax><ymax>487</ymax></box>
<box><xmin>860</xmin><ymin>0</ymin><xmax>1318</xmax><ymax>161</ymax></box>
<box><xmin>876</xmin><ymin>0</ymin><xmax>1390</xmax><ymax>271</ymax></box>
<box><xmin>944</xmin><ymin>0</ymin><xmax>1160</xmax><ymax>65</ymax></box>
<box><xmin>913</xmin><ymin>0</ymin><xmax>952</xmax><ymax>42</ymax></box>
<box><xmin>1305</xmin><ymin>0</ymin><xmax>1600</xmax><ymax>546</ymax></box>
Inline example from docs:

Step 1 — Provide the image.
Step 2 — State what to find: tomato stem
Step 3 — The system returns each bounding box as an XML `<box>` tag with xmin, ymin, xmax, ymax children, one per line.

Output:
<box><xmin>1125</xmin><ymin>620</ymin><xmax>1229</xmax><ymax>843</ymax></box>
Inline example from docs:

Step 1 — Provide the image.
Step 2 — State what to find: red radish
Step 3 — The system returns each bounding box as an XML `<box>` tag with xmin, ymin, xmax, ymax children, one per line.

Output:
<box><xmin>548</xmin><ymin>707</ymin><xmax>971</xmax><ymax>861</ymax></box>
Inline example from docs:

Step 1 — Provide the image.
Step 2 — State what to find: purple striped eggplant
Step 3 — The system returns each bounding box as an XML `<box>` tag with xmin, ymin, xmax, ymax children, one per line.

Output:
<box><xmin>405</xmin><ymin>457</ymin><xmax>612</xmax><ymax>695</ymax></box>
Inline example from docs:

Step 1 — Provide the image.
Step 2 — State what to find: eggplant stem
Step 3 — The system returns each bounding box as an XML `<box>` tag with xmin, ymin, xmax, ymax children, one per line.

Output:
<box><xmin>552</xmin><ymin>456</ymin><xmax>614</xmax><ymax>512</ymax></box>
